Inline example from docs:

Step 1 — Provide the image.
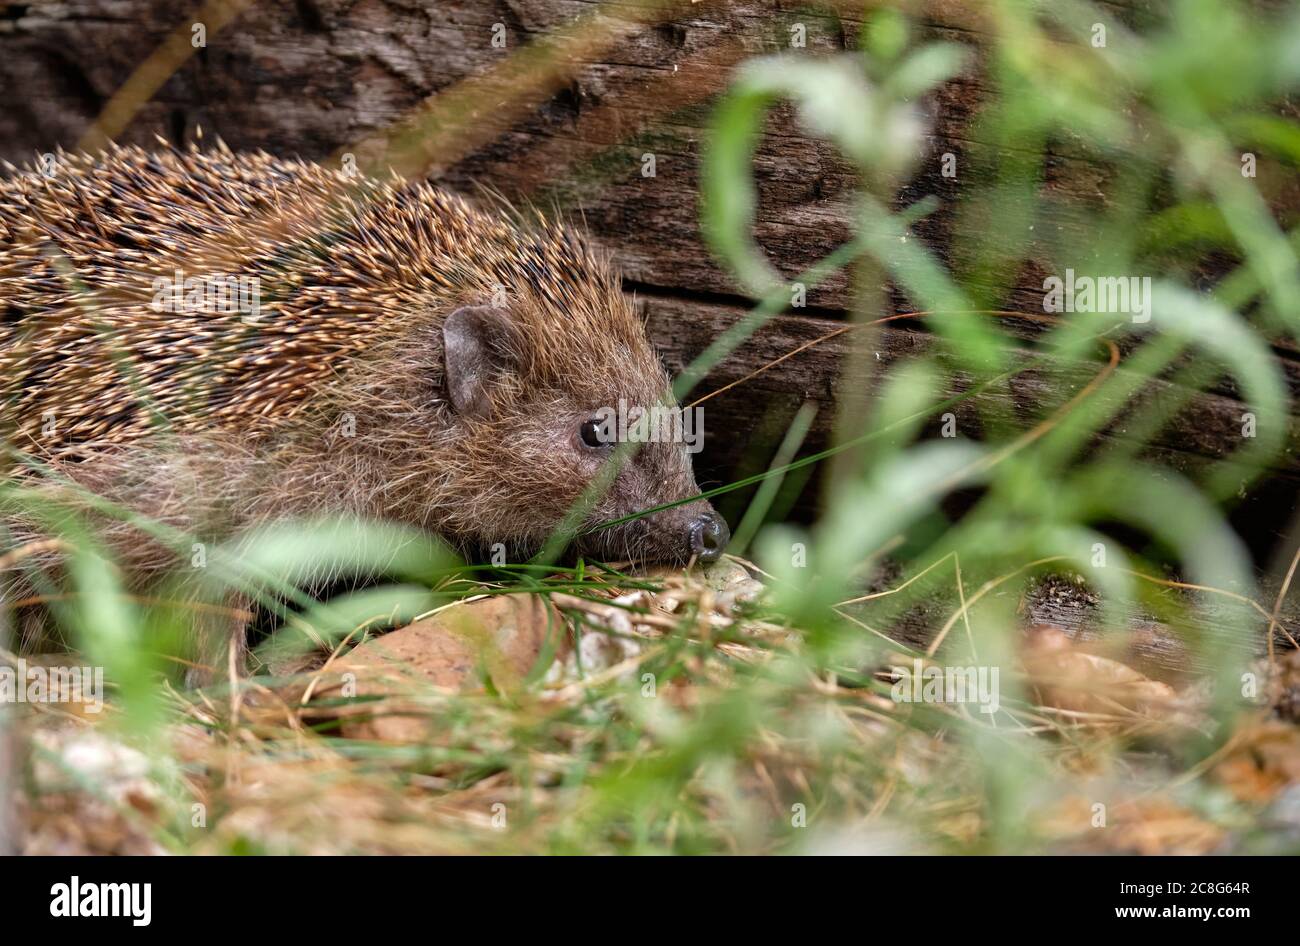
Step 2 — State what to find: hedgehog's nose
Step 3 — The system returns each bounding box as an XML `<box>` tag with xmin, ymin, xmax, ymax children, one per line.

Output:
<box><xmin>688</xmin><ymin>512</ymin><xmax>729</xmax><ymax>564</ymax></box>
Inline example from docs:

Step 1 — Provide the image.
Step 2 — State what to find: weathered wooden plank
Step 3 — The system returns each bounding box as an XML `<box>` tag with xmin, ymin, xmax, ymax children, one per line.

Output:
<box><xmin>642</xmin><ymin>292</ymin><xmax>1300</xmax><ymax>565</ymax></box>
<box><xmin>645</xmin><ymin>294</ymin><xmax>1300</xmax><ymax>470</ymax></box>
<box><xmin>3</xmin><ymin>1</ymin><xmax>1292</xmax><ymax>328</ymax></box>
<box><xmin>2</xmin><ymin>1</ymin><xmax>1296</xmax><ymax>369</ymax></box>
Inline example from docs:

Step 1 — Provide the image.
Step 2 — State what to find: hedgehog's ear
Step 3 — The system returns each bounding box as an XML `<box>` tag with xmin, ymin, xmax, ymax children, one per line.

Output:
<box><xmin>442</xmin><ymin>305</ymin><xmax>517</xmax><ymax>418</ymax></box>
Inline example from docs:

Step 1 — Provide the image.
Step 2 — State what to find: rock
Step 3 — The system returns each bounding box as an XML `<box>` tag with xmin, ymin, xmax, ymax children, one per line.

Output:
<box><xmin>20</xmin><ymin>726</ymin><xmax>167</xmax><ymax>855</ymax></box>
<box><xmin>319</xmin><ymin>594</ymin><xmax>569</xmax><ymax>742</ymax></box>
<box><xmin>700</xmin><ymin>557</ymin><xmax>765</xmax><ymax>610</ymax></box>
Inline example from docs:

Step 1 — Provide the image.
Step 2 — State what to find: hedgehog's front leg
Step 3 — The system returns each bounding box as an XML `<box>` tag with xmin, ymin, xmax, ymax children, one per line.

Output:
<box><xmin>182</xmin><ymin>591</ymin><xmax>255</xmax><ymax>689</ymax></box>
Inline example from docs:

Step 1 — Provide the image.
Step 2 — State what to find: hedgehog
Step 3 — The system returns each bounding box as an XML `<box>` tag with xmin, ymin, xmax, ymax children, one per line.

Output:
<box><xmin>0</xmin><ymin>140</ymin><xmax>729</xmax><ymax>675</ymax></box>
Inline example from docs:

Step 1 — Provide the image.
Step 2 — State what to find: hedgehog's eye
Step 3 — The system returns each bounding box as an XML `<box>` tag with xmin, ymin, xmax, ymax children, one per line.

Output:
<box><xmin>580</xmin><ymin>418</ymin><xmax>610</xmax><ymax>449</ymax></box>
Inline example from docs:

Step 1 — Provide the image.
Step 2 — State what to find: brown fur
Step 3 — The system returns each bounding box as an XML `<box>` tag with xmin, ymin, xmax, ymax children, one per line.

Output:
<box><xmin>0</xmin><ymin>143</ymin><xmax>723</xmax><ymax>671</ymax></box>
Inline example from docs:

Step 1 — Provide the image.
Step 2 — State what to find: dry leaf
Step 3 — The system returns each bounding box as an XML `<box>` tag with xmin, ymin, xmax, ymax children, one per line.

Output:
<box><xmin>1215</xmin><ymin>719</ymin><xmax>1300</xmax><ymax>803</ymax></box>
<box><xmin>1040</xmin><ymin>794</ymin><xmax>1224</xmax><ymax>855</ymax></box>
<box><xmin>1021</xmin><ymin>625</ymin><xmax>1185</xmax><ymax>719</ymax></box>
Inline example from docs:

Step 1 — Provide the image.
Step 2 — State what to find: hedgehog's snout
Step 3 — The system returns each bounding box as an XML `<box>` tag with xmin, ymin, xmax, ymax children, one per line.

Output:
<box><xmin>606</xmin><ymin>498</ymin><xmax>729</xmax><ymax>566</ymax></box>
<box><xmin>651</xmin><ymin>500</ymin><xmax>729</xmax><ymax>565</ymax></box>
<box><xmin>687</xmin><ymin>512</ymin><xmax>729</xmax><ymax>564</ymax></box>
